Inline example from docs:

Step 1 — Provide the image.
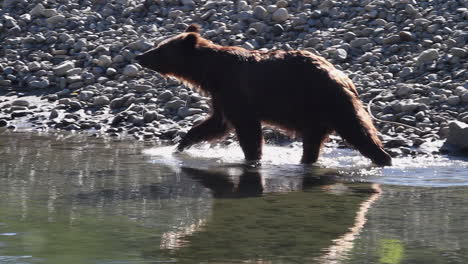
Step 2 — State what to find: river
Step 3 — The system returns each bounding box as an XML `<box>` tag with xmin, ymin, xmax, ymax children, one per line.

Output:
<box><xmin>1</xmin><ymin>131</ymin><xmax>467</xmax><ymax>264</ymax></box>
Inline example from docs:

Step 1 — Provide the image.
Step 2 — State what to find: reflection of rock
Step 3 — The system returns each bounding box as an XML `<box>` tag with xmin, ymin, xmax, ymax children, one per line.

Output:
<box><xmin>155</xmin><ymin>165</ymin><xmax>381</xmax><ymax>263</ymax></box>
<box><xmin>441</xmin><ymin>121</ymin><xmax>468</xmax><ymax>154</ymax></box>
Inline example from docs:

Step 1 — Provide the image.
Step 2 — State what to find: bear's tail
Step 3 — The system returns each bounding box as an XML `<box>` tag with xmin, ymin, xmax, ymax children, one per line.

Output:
<box><xmin>331</xmin><ymin>96</ymin><xmax>392</xmax><ymax>166</ymax></box>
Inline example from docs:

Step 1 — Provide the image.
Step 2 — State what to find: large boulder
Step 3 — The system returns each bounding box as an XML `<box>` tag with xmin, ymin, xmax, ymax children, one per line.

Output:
<box><xmin>441</xmin><ymin>121</ymin><xmax>468</xmax><ymax>154</ymax></box>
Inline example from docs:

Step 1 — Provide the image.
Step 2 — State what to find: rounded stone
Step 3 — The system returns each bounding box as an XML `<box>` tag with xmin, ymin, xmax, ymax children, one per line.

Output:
<box><xmin>123</xmin><ymin>64</ymin><xmax>139</xmax><ymax>77</ymax></box>
<box><xmin>276</xmin><ymin>0</ymin><xmax>288</xmax><ymax>8</ymax></box>
<box><xmin>461</xmin><ymin>92</ymin><xmax>468</xmax><ymax>103</ymax></box>
<box><xmin>0</xmin><ymin>119</ymin><xmax>8</xmax><ymax>127</ymax></box>
<box><xmin>97</xmin><ymin>55</ymin><xmax>112</xmax><ymax>67</ymax></box>
<box><xmin>416</xmin><ymin>49</ymin><xmax>439</xmax><ymax>65</ymax></box>
<box><xmin>272</xmin><ymin>24</ymin><xmax>284</xmax><ymax>36</ymax></box>
<box><xmin>334</xmin><ymin>49</ymin><xmax>347</xmax><ymax>60</ymax></box>
<box><xmin>46</xmin><ymin>14</ymin><xmax>66</xmax><ymax>24</ymax></box>
<box><xmin>12</xmin><ymin>99</ymin><xmax>30</xmax><ymax>107</ymax></box>
<box><xmin>253</xmin><ymin>6</ymin><xmax>268</xmax><ymax>20</ymax></box>
<box><xmin>447</xmin><ymin>95</ymin><xmax>460</xmax><ymax>106</ymax></box>
<box><xmin>272</xmin><ymin>8</ymin><xmax>289</xmax><ymax>23</ymax></box>
<box><xmin>93</xmin><ymin>96</ymin><xmax>110</xmax><ymax>106</ymax></box>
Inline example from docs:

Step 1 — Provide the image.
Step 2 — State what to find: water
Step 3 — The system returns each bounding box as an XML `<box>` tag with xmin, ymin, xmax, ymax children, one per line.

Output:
<box><xmin>1</xmin><ymin>131</ymin><xmax>468</xmax><ymax>264</ymax></box>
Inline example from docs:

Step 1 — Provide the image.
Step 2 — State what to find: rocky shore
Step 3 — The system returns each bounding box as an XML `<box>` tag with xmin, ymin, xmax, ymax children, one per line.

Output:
<box><xmin>1</xmin><ymin>0</ymin><xmax>467</xmax><ymax>157</ymax></box>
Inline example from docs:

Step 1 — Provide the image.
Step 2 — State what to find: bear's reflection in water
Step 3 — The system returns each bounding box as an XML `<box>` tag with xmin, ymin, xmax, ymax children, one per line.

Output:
<box><xmin>157</xmin><ymin>164</ymin><xmax>381</xmax><ymax>263</ymax></box>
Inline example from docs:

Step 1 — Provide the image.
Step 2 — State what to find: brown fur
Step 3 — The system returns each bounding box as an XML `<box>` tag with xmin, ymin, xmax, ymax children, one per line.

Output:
<box><xmin>135</xmin><ymin>25</ymin><xmax>392</xmax><ymax>166</ymax></box>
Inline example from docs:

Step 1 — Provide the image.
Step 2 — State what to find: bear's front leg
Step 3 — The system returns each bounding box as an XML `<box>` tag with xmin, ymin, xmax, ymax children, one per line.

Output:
<box><xmin>230</xmin><ymin>116</ymin><xmax>263</xmax><ymax>162</ymax></box>
<box><xmin>177</xmin><ymin>112</ymin><xmax>230</xmax><ymax>152</ymax></box>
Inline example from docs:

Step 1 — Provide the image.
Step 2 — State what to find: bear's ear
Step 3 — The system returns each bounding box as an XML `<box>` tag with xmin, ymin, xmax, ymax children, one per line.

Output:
<box><xmin>182</xmin><ymin>33</ymin><xmax>198</xmax><ymax>49</ymax></box>
<box><xmin>185</xmin><ymin>24</ymin><xmax>201</xmax><ymax>33</ymax></box>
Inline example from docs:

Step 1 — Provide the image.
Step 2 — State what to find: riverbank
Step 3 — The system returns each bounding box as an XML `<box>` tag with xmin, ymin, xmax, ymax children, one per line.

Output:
<box><xmin>1</xmin><ymin>0</ymin><xmax>467</xmax><ymax>157</ymax></box>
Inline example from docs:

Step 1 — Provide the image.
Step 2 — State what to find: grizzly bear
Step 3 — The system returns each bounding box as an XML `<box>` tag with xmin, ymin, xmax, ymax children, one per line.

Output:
<box><xmin>135</xmin><ymin>24</ymin><xmax>392</xmax><ymax>166</ymax></box>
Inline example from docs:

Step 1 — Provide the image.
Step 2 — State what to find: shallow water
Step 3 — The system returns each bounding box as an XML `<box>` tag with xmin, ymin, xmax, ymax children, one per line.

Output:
<box><xmin>1</xmin><ymin>131</ymin><xmax>468</xmax><ymax>264</ymax></box>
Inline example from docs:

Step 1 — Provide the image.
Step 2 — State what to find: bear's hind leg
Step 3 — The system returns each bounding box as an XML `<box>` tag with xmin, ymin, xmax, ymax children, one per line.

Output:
<box><xmin>301</xmin><ymin>126</ymin><xmax>332</xmax><ymax>164</ymax></box>
<box><xmin>332</xmin><ymin>110</ymin><xmax>392</xmax><ymax>166</ymax></box>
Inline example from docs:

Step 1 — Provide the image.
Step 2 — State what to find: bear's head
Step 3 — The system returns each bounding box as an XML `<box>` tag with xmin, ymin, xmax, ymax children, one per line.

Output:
<box><xmin>135</xmin><ymin>24</ymin><xmax>202</xmax><ymax>76</ymax></box>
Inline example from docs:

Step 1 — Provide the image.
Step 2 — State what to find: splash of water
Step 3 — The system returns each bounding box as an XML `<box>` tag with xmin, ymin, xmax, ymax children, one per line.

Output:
<box><xmin>144</xmin><ymin>143</ymin><xmax>468</xmax><ymax>187</ymax></box>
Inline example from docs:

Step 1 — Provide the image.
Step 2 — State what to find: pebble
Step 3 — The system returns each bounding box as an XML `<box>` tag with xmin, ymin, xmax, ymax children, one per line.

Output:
<box><xmin>92</xmin><ymin>96</ymin><xmax>110</xmax><ymax>106</ymax></box>
<box><xmin>462</xmin><ymin>92</ymin><xmax>468</xmax><ymax>103</ymax></box>
<box><xmin>451</xmin><ymin>48</ymin><xmax>467</xmax><ymax>58</ymax></box>
<box><xmin>46</xmin><ymin>15</ymin><xmax>66</xmax><ymax>25</ymax></box>
<box><xmin>253</xmin><ymin>6</ymin><xmax>268</xmax><ymax>20</ymax></box>
<box><xmin>123</xmin><ymin>64</ymin><xmax>139</xmax><ymax>77</ymax></box>
<box><xmin>29</xmin><ymin>79</ymin><xmax>50</xmax><ymax>89</ymax></box>
<box><xmin>447</xmin><ymin>96</ymin><xmax>460</xmax><ymax>106</ymax></box>
<box><xmin>97</xmin><ymin>55</ymin><xmax>112</xmax><ymax>67</ymax></box>
<box><xmin>53</xmin><ymin>62</ymin><xmax>75</xmax><ymax>76</ymax></box>
<box><xmin>334</xmin><ymin>49</ymin><xmax>348</xmax><ymax>60</ymax></box>
<box><xmin>0</xmin><ymin>119</ymin><xmax>8</xmax><ymax>127</ymax></box>
<box><xmin>12</xmin><ymin>100</ymin><xmax>30</xmax><ymax>107</ymax></box>
<box><xmin>272</xmin><ymin>8</ymin><xmax>289</xmax><ymax>23</ymax></box>
<box><xmin>350</xmin><ymin>38</ymin><xmax>370</xmax><ymax>48</ymax></box>
<box><xmin>396</xmin><ymin>84</ymin><xmax>413</xmax><ymax>97</ymax></box>
<box><xmin>416</xmin><ymin>49</ymin><xmax>439</xmax><ymax>65</ymax></box>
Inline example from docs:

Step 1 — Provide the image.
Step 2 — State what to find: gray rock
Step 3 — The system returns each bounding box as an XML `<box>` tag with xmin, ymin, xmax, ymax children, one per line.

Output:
<box><xmin>93</xmin><ymin>96</ymin><xmax>110</xmax><ymax>106</ymax></box>
<box><xmin>11</xmin><ymin>111</ymin><xmax>33</xmax><ymax>118</ymax></box>
<box><xmin>272</xmin><ymin>8</ymin><xmax>289</xmax><ymax>23</ymax></box>
<box><xmin>416</xmin><ymin>49</ymin><xmax>439</xmax><ymax>65</ymax></box>
<box><xmin>69</xmin><ymin>101</ymin><xmax>83</xmax><ymax>110</ymax></box>
<box><xmin>442</xmin><ymin>121</ymin><xmax>468</xmax><ymax>152</ymax></box>
<box><xmin>54</xmin><ymin>62</ymin><xmax>75</xmax><ymax>76</ymax></box>
<box><xmin>123</xmin><ymin>64</ymin><xmax>139</xmax><ymax>77</ymax></box>
<box><xmin>334</xmin><ymin>48</ymin><xmax>348</xmax><ymax>60</ymax></box>
<box><xmin>110</xmin><ymin>97</ymin><xmax>125</xmax><ymax>109</ymax></box>
<box><xmin>277</xmin><ymin>0</ymin><xmax>288</xmax><ymax>8</ymax></box>
<box><xmin>30</xmin><ymin>3</ymin><xmax>45</xmax><ymax>16</ymax></box>
<box><xmin>46</xmin><ymin>15</ymin><xmax>66</xmax><ymax>25</ymax></box>
<box><xmin>400</xmin><ymin>101</ymin><xmax>420</xmax><ymax>113</ymax></box>
<box><xmin>10</xmin><ymin>106</ymin><xmax>28</xmax><ymax>111</ymax></box>
<box><xmin>177</xmin><ymin>107</ymin><xmax>204</xmax><ymax>118</ymax></box>
<box><xmin>42</xmin><ymin>9</ymin><xmax>58</xmax><ymax>18</ymax></box>
<box><xmin>405</xmin><ymin>4</ymin><xmax>418</xmax><ymax>15</ymax></box>
<box><xmin>399</xmin><ymin>67</ymin><xmax>414</xmax><ymax>78</ymax></box>
<box><xmin>158</xmin><ymin>91</ymin><xmax>174</xmax><ymax>101</ymax></box>
<box><xmin>165</xmin><ymin>99</ymin><xmax>186</xmax><ymax>110</ymax></box>
<box><xmin>130</xmin><ymin>115</ymin><xmax>145</xmax><ymax>126</ymax></box>
<box><xmin>253</xmin><ymin>6</ymin><xmax>268</xmax><ymax>20</ymax></box>
<box><xmin>29</xmin><ymin>79</ymin><xmax>50</xmax><ymax>89</ymax></box>
<box><xmin>462</xmin><ymin>92</ymin><xmax>468</xmax><ymax>103</ymax></box>
<box><xmin>250</xmin><ymin>22</ymin><xmax>267</xmax><ymax>34</ymax></box>
<box><xmin>28</xmin><ymin>62</ymin><xmax>42</xmax><ymax>71</ymax></box>
<box><xmin>383</xmin><ymin>35</ymin><xmax>401</xmax><ymax>45</ymax></box>
<box><xmin>97</xmin><ymin>55</ymin><xmax>112</xmax><ymax>67</ymax></box>
<box><xmin>79</xmin><ymin>91</ymin><xmax>94</xmax><ymax>101</ymax></box>
<box><xmin>12</xmin><ymin>99</ymin><xmax>30</xmax><ymax>107</ymax></box>
<box><xmin>272</xmin><ymin>24</ymin><xmax>284</xmax><ymax>36</ymax></box>
<box><xmin>143</xmin><ymin>111</ymin><xmax>159</xmax><ymax>123</ymax></box>
<box><xmin>396</xmin><ymin>84</ymin><xmax>414</xmax><ymax>97</ymax></box>
<box><xmin>135</xmin><ymin>84</ymin><xmax>152</xmax><ymax>93</ymax></box>
<box><xmin>181</xmin><ymin>0</ymin><xmax>195</xmax><ymax>5</ymax></box>
<box><xmin>447</xmin><ymin>95</ymin><xmax>460</xmax><ymax>106</ymax></box>
<box><xmin>350</xmin><ymin>38</ymin><xmax>370</xmax><ymax>48</ymax></box>
<box><xmin>49</xmin><ymin>109</ymin><xmax>59</xmax><ymax>119</ymax></box>
<box><xmin>451</xmin><ymin>47</ymin><xmax>467</xmax><ymax>58</ymax></box>
<box><xmin>0</xmin><ymin>119</ymin><xmax>8</xmax><ymax>127</ymax></box>
<box><xmin>128</xmin><ymin>39</ymin><xmax>153</xmax><ymax>51</ymax></box>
